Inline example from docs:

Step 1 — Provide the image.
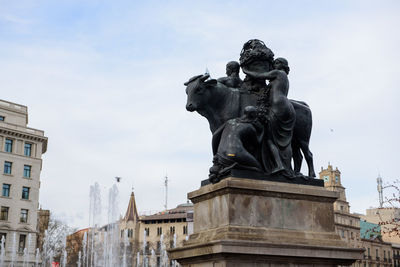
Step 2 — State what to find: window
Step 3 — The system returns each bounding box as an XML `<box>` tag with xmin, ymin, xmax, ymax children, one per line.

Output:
<box><xmin>2</xmin><ymin>184</ymin><xmax>10</xmax><ymax>197</ymax></box>
<box><xmin>170</xmin><ymin>226</ymin><xmax>175</xmax><ymax>234</ymax></box>
<box><xmin>340</xmin><ymin>229</ymin><xmax>345</xmax><ymax>238</ymax></box>
<box><xmin>22</xmin><ymin>187</ymin><xmax>30</xmax><ymax>200</ymax></box>
<box><xmin>24</xmin><ymin>143</ymin><xmax>32</xmax><ymax>157</ymax></box>
<box><xmin>4</xmin><ymin>139</ymin><xmax>13</xmax><ymax>153</ymax></box>
<box><xmin>368</xmin><ymin>248</ymin><xmax>370</xmax><ymax>256</ymax></box>
<box><xmin>335</xmin><ymin>175</ymin><xmax>339</xmax><ymax>183</ymax></box>
<box><xmin>4</xmin><ymin>161</ymin><xmax>12</xmax><ymax>174</ymax></box>
<box><xmin>20</xmin><ymin>209</ymin><xmax>28</xmax><ymax>223</ymax></box>
<box><xmin>18</xmin><ymin>234</ymin><xmax>26</xmax><ymax>253</ymax></box>
<box><xmin>0</xmin><ymin>207</ymin><xmax>9</xmax><ymax>221</ymax></box>
<box><xmin>0</xmin><ymin>116</ymin><xmax>4</xmax><ymax>121</ymax></box>
<box><xmin>23</xmin><ymin>165</ymin><xmax>31</xmax><ymax>178</ymax></box>
<box><xmin>145</xmin><ymin>227</ymin><xmax>150</xmax><ymax>236</ymax></box>
<box><xmin>157</xmin><ymin>227</ymin><xmax>162</xmax><ymax>236</ymax></box>
<box><xmin>183</xmin><ymin>226</ymin><xmax>188</xmax><ymax>235</ymax></box>
<box><xmin>323</xmin><ymin>175</ymin><xmax>329</xmax><ymax>182</ymax></box>
<box><xmin>127</xmin><ymin>229</ymin><xmax>133</xmax><ymax>238</ymax></box>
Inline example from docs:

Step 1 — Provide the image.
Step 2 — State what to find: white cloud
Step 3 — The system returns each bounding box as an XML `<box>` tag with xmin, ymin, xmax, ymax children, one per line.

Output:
<box><xmin>0</xmin><ymin>1</ymin><xmax>399</xmax><ymax>228</ymax></box>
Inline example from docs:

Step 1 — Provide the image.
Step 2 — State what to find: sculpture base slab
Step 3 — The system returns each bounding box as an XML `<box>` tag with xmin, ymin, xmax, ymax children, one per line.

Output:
<box><xmin>200</xmin><ymin>169</ymin><xmax>324</xmax><ymax>187</ymax></box>
<box><xmin>169</xmin><ymin>177</ymin><xmax>363</xmax><ymax>266</ymax></box>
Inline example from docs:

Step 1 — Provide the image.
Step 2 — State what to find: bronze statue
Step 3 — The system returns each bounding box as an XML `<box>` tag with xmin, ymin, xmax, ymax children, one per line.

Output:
<box><xmin>185</xmin><ymin>39</ymin><xmax>316</xmax><ymax>184</ymax></box>
<box><xmin>217</xmin><ymin>61</ymin><xmax>243</xmax><ymax>88</ymax></box>
<box><xmin>243</xmin><ymin>67</ymin><xmax>295</xmax><ymax>177</ymax></box>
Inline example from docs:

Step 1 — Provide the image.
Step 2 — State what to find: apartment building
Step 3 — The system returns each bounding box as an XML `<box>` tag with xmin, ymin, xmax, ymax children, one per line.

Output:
<box><xmin>0</xmin><ymin>99</ymin><xmax>48</xmax><ymax>266</ymax></box>
<box><xmin>320</xmin><ymin>165</ymin><xmax>393</xmax><ymax>267</ymax></box>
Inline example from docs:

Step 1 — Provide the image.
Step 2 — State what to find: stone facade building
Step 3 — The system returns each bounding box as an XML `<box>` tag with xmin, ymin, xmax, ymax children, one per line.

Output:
<box><xmin>0</xmin><ymin>99</ymin><xmax>48</xmax><ymax>266</ymax></box>
<box><xmin>320</xmin><ymin>165</ymin><xmax>394</xmax><ymax>267</ymax></box>
<box><xmin>320</xmin><ymin>165</ymin><xmax>361</xmax><ymax>248</ymax></box>
<box><xmin>68</xmin><ymin>191</ymin><xmax>193</xmax><ymax>266</ymax></box>
<box><xmin>119</xmin><ymin>191</ymin><xmax>193</xmax><ymax>266</ymax></box>
<box><xmin>359</xmin><ymin>220</ymin><xmax>393</xmax><ymax>265</ymax></box>
<box><xmin>36</xmin><ymin>208</ymin><xmax>50</xmax><ymax>252</ymax></box>
<box><xmin>360</xmin><ymin>207</ymin><xmax>400</xmax><ymax>244</ymax></box>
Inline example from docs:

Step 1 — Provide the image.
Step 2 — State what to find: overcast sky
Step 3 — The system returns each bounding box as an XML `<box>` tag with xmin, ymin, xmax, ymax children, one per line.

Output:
<box><xmin>1</xmin><ymin>0</ymin><xmax>399</xmax><ymax>228</ymax></box>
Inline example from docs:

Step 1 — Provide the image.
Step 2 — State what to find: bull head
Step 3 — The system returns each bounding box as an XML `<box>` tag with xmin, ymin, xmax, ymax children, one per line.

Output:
<box><xmin>185</xmin><ymin>74</ymin><xmax>216</xmax><ymax>112</ymax></box>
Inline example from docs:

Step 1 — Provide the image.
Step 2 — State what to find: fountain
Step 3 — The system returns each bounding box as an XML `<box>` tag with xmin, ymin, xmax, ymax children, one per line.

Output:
<box><xmin>10</xmin><ymin>232</ymin><xmax>17</xmax><ymax>267</ymax></box>
<box><xmin>61</xmin><ymin>235</ymin><xmax>67</xmax><ymax>267</ymax></box>
<box><xmin>25</xmin><ymin>233</ymin><xmax>32</xmax><ymax>266</ymax></box>
<box><xmin>171</xmin><ymin>233</ymin><xmax>177</xmax><ymax>267</ymax></box>
<box><xmin>159</xmin><ymin>234</ymin><xmax>169</xmax><ymax>267</ymax></box>
<box><xmin>49</xmin><ymin>249</ymin><xmax>54</xmax><ymax>267</ymax></box>
<box><xmin>122</xmin><ymin>229</ymin><xmax>129</xmax><ymax>267</ymax></box>
<box><xmin>35</xmin><ymin>248</ymin><xmax>40</xmax><ymax>267</ymax></box>
<box><xmin>23</xmin><ymin>248</ymin><xmax>28</xmax><ymax>267</ymax></box>
<box><xmin>89</xmin><ymin>182</ymin><xmax>102</xmax><ymax>267</ymax></box>
<box><xmin>142</xmin><ymin>229</ymin><xmax>147</xmax><ymax>267</ymax></box>
<box><xmin>77</xmin><ymin>251</ymin><xmax>82</xmax><ymax>267</ymax></box>
<box><xmin>82</xmin><ymin>231</ymin><xmax>88</xmax><ymax>266</ymax></box>
<box><xmin>0</xmin><ymin>236</ymin><xmax>5</xmax><ymax>266</ymax></box>
<box><xmin>150</xmin><ymin>249</ymin><xmax>156</xmax><ymax>267</ymax></box>
<box><xmin>75</xmin><ymin>182</ymin><xmax>126</xmax><ymax>267</ymax></box>
<box><xmin>41</xmin><ymin>230</ymin><xmax>50</xmax><ymax>266</ymax></box>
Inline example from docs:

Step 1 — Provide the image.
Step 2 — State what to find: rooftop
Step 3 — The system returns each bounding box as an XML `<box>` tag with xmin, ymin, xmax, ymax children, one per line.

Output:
<box><xmin>140</xmin><ymin>202</ymin><xmax>193</xmax><ymax>221</ymax></box>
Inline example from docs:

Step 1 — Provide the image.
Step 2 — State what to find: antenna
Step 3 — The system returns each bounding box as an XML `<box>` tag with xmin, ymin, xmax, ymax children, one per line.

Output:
<box><xmin>164</xmin><ymin>174</ymin><xmax>168</xmax><ymax>210</ymax></box>
<box><xmin>377</xmin><ymin>175</ymin><xmax>383</xmax><ymax>208</ymax></box>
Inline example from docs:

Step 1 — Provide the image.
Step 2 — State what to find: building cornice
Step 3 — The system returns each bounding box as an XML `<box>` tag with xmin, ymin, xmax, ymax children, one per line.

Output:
<box><xmin>335</xmin><ymin>222</ymin><xmax>361</xmax><ymax>230</ymax></box>
<box><xmin>0</xmin><ymin>125</ymin><xmax>48</xmax><ymax>153</ymax></box>
<box><xmin>334</xmin><ymin>211</ymin><xmax>360</xmax><ymax>219</ymax></box>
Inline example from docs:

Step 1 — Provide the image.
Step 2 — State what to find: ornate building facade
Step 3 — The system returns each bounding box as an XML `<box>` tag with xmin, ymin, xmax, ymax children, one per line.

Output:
<box><xmin>119</xmin><ymin>192</ymin><xmax>193</xmax><ymax>266</ymax></box>
<box><xmin>320</xmin><ymin>165</ymin><xmax>393</xmax><ymax>267</ymax></box>
<box><xmin>0</xmin><ymin>99</ymin><xmax>48</xmax><ymax>266</ymax></box>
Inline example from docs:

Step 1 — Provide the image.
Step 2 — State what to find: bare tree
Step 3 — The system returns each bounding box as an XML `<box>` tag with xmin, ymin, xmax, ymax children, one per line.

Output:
<box><xmin>42</xmin><ymin>216</ymin><xmax>76</xmax><ymax>265</ymax></box>
<box><xmin>376</xmin><ymin>180</ymin><xmax>400</xmax><ymax>237</ymax></box>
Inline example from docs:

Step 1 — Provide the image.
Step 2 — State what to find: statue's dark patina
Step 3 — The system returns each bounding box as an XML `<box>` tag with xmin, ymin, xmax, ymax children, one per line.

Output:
<box><xmin>185</xmin><ymin>39</ymin><xmax>316</xmax><ymax>184</ymax></box>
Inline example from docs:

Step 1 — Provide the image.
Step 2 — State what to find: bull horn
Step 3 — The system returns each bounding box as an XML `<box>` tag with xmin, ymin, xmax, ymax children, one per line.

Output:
<box><xmin>199</xmin><ymin>74</ymin><xmax>210</xmax><ymax>82</ymax></box>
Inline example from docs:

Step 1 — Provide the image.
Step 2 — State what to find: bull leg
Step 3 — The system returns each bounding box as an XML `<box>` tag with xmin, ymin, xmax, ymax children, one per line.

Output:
<box><xmin>300</xmin><ymin>142</ymin><xmax>315</xmax><ymax>177</ymax></box>
<box><xmin>292</xmin><ymin>142</ymin><xmax>303</xmax><ymax>175</ymax></box>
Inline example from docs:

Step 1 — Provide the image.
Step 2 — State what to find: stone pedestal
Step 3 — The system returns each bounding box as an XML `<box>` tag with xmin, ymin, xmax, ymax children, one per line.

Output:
<box><xmin>169</xmin><ymin>177</ymin><xmax>363</xmax><ymax>266</ymax></box>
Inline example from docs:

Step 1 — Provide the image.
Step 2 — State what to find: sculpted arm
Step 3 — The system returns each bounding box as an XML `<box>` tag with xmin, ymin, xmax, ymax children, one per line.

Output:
<box><xmin>242</xmin><ymin>68</ymin><xmax>279</xmax><ymax>80</ymax></box>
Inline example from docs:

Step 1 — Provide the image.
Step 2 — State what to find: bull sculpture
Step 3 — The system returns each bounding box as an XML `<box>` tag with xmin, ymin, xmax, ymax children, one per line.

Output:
<box><xmin>185</xmin><ymin>73</ymin><xmax>315</xmax><ymax>178</ymax></box>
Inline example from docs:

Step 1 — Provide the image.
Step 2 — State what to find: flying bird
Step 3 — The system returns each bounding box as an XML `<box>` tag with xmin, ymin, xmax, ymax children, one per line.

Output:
<box><xmin>115</xmin><ymin>177</ymin><xmax>122</xmax><ymax>183</ymax></box>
